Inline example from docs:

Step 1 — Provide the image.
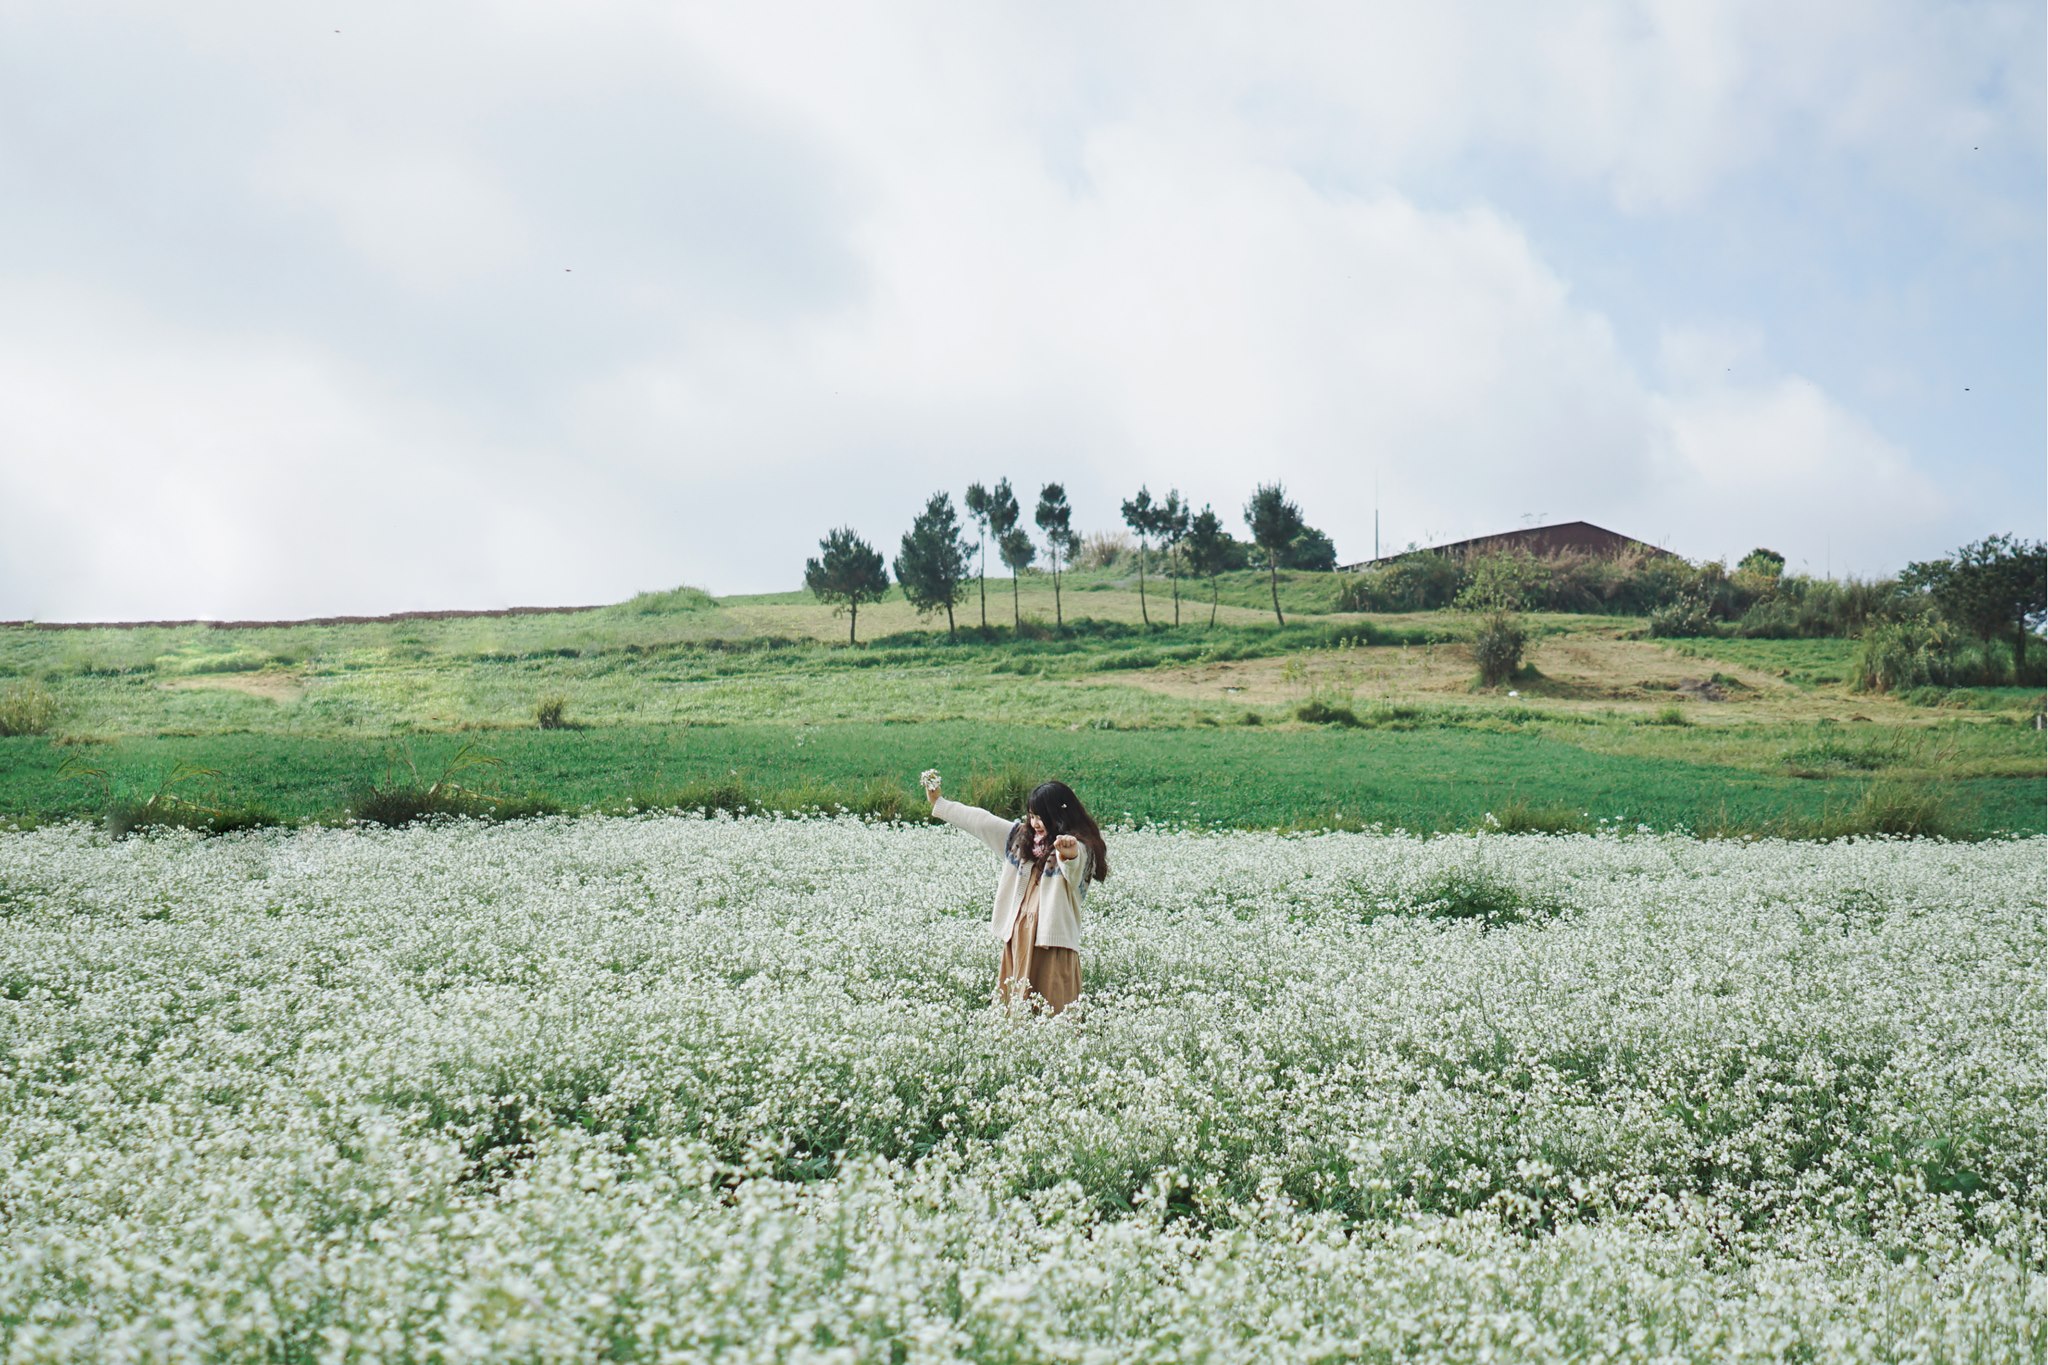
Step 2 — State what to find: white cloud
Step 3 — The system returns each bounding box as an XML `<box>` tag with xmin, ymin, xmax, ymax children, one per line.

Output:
<box><xmin>0</xmin><ymin>0</ymin><xmax>2035</xmax><ymax>617</ymax></box>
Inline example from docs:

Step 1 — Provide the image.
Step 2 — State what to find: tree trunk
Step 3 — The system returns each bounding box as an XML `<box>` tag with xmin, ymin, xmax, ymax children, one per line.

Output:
<box><xmin>1209</xmin><ymin>576</ymin><xmax>1219</xmax><ymax>628</ymax></box>
<box><xmin>1053</xmin><ymin>555</ymin><xmax>1063</xmax><ymax>627</ymax></box>
<box><xmin>1137</xmin><ymin>540</ymin><xmax>1150</xmax><ymax>625</ymax></box>
<box><xmin>946</xmin><ymin>600</ymin><xmax>955</xmax><ymax>636</ymax></box>
<box><xmin>1012</xmin><ymin>572</ymin><xmax>1020</xmax><ymax>630</ymax></box>
<box><xmin>849</xmin><ymin>603</ymin><xmax>859</xmax><ymax>646</ymax></box>
<box><xmin>978</xmin><ymin>543</ymin><xmax>987</xmax><ymax>628</ymax></box>
<box><xmin>1269</xmin><ymin>561</ymin><xmax>1285</xmax><ymax>626</ymax></box>
<box><xmin>1171</xmin><ymin>550</ymin><xmax>1180</xmax><ymax>626</ymax></box>
<box><xmin>2016</xmin><ymin>621</ymin><xmax>2031</xmax><ymax>682</ymax></box>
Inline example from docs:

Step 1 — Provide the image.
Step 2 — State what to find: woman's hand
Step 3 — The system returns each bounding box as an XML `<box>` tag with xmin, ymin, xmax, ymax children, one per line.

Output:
<box><xmin>1053</xmin><ymin>833</ymin><xmax>1079</xmax><ymax>860</ymax></box>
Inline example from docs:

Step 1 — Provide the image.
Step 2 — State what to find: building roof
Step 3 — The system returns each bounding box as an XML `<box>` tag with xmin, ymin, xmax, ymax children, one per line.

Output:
<box><xmin>1340</xmin><ymin>520</ymin><xmax>1675</xmax><ymax>571</ymax></box>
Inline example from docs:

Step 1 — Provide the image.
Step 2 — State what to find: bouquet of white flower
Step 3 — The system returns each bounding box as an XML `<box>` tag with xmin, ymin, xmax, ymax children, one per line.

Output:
<box><xmin>920</xmin><ymin>768</ymin><xmax>941</xmax><ymax>795</ymax></box>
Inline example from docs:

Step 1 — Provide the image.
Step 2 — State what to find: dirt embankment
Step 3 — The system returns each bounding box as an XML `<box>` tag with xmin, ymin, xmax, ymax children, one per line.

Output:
<box><xmin>0</xmin><ymin>605</ymin><xmax>606</xmax><ymax>632</ymax></box>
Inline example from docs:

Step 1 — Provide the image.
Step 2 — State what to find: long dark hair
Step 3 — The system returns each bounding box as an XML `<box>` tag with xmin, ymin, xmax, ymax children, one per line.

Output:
<box><xmin>1007</xmin><ymin>780</ymin><xmax>1109</xmax><ymax>882</ymax></box>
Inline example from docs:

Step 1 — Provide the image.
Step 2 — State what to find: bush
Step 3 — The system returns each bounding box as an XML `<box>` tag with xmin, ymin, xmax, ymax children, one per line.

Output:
<box><xmin>621</xmin><ymin>585</ymin><xmax>716</xmax><ymax>614</ymax></box>
<box><xmin>0</xmin><ymin>682</ymin><xmax>57</xmax><ymax>737</ymax></box>
<box><xmin>1852</xmin><ymin>620</ymin><xmax>1963</xmax><ymax>693</ymax></box>
<box><xmin>1470</xmin><ymin>612</ymin><xmax>1528</xmax><ymax>687</ymax></box>
<box><xmin>535</xmin><ymin>695</ymin><xmax>571</xmax><ymax>730</ymax></box>
<box><xmin>1294</xmin><ymin>698</ymin><xmax>1362</xmax><ymax>727</ymax></box>
<box><xmin>1646</xmin><ymin>703</ymin><xmax>1690</xmax><ymax>727</ymax></box>
<box><xmin>1646</xmin><ymin>597</ymin><xmax>1720</xmax><ymax>639</ymax></box>
<box><xmin>1336</xmin><ymin>555</ymin><xmax>1465</xmax><ymax>612</ymax></box>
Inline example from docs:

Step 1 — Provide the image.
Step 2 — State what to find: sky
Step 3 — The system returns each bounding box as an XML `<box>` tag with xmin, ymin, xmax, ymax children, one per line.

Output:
<box><xmin>1</xmin><ymin>1</ymin><xmax>2041</xmax><ymax>621</ymax></box>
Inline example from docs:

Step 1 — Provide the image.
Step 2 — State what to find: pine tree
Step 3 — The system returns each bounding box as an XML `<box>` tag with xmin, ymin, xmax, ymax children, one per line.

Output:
<box><xmin>803</xmin><ymin>527</ymin><xmax>889</xmax><ymax>645</ymax></box>
<box><xmin>1035</xmin><ymin>482</ymin><xmax>1078</xmax><ymax>628</ymax></box>
<box><xmin>1157</xmin><ymin>489</ymin><xmax>1190</xmax><ymax>627</ymax></box>
<box><xmin>1185</xmin><ymin>505</ymin><xmax>1228</xmax><ymax>628</ymax></box>
<box><xmin>987</xmin><ymin>480</ymin><xmax>1028</xmax><ymax>630</ymax></box>
<box><xmin>998</xmin><ymin>526</ymin><xmax>1034</xmax><ymax>628</ymax></box>
<box><xmin>1120</xmin><ymin>486</ymin><xmax>1156</xmax><ymax>625</ymax></box>
<box><xmin>894</xmin><ymin>492</ymin><xmax>972</xmax><ymax>636</ymax></box>
<box><xmin>1244</xmin><ymin>483</ymin><xmax>1305</xmax><ymax>626</ymax></box>
<box><xmin>963</xmin><ymin>483</ymin><xmax>993</xmax><ymax>629</ymax></box>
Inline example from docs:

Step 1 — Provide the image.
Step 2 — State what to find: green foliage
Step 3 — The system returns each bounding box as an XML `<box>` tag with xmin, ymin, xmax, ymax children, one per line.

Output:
<box><xmin>1470</xmin><ymin>611</ymin><xmax>1529</xmax><ymax>687</ymax></box>
<box><xmin>1647</xmin><ymin>703</ymin><xmax>1690</xmax><ymax>727</ymax></box>
<box><xmin>534</xmin><ymin>695</ymin><xmax>571</xmax><ymax>730</ymax></box>
<box><xmin>1736</xmin><ymin>547</ymin><xmax>1786</xmax><ymax>584</ymax></box>
<box><xmin>1647</xmin><ymin>595</ymin><xmax>1720</xmax><ymax>639</ymax></box>
<box><xmin>1033</xmin><ymin>484</ymin><xmax>1079</xmax><ymax>627</ymax></box>
<box><xmin>1478</xmin><ymin>799</ymin><xmax>1590</xmax><ymax>835</ymax></box>
<box><xmin>0</xmin><ymin>681</ymin><xmax>57</xmax><ymax>737</ymax></box>
<box><xmin>1903</xmin><ymin>533</ymin><xmax>2047</xmax><ymax>673</ymax></box>
<box><xmin>894</xmin><ymin>492</ymin><xmax>973</xmax><ymax>634</ymax></box>
<box><xmin>1244</xmin><ymin>483</ymin><xmax>1306</xmax><ymax>625</ymax></box>
<box><xmin>3</xmin><ymin>719</ymin><xmax>2039</xmax><ymax>838</ymax></box>
<box><xmin>804</xmin><ymin>527</ymin><xmax>891</xmax><ymax>645</ymax></box>
<box><xmin>1455</xmin><ymin>551</ymin><xmax>1543</xmax><ymax>613</ymax></box>
<box><xmin>1852</xmin><ymin>620</ymin><xmax>1966</xmax><ymax>694</ymax></box>
<box><xmin>348</xmin><ymin>743</ymin><xmax>535</xmax><ymax>827</ymax></box>
<box><xmin>1283</xmin><ymin>525</ymin><xmax>1337</xmax><ymax>572</ymax></box>
<box><xmin>966</xmin><ymin>766</ymin><xmax>1038</xmax><ymax>820</ymax></box>
<box><xmin>1415</xmin><ymin>860</ymin><xmax>1561</xmax><ymax>928</ymax></box>
<box><xmin>1183</xmin><ymin>506</ymin><xmax>1231</xmax><ymax>626</ymax></box>
<box><xmin>1338</xmin><ymin>554</ymin><xmax>1466</xmax><ymax>612</ymax></box>
<box><xmin>618</xmin><ymin>585</ymin><xmax>715</xmax><ymax>615</ymax></box>
<box><xmin>1294</xmin><ymin>697</ymin><xmax>1362</xmax><ymax>727</ymax></box>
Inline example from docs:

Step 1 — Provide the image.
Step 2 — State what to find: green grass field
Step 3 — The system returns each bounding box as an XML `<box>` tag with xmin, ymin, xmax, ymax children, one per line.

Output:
<box><xmin>2</xmin><ymin>569</ymin><xmax>2040</xmax><ymax>837</ymax></box>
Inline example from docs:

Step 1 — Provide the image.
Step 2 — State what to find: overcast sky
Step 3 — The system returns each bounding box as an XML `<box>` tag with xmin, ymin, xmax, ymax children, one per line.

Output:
<box><xmin>2</xmin><ymin>2</ymin><xmax>2041</xmax><ymax>621</ymax></box>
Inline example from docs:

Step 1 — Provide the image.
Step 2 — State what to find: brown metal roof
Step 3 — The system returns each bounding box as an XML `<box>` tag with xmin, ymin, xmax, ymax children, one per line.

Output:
<box><xmin>1341</xmin><ymin>520</ymin><xmax>1675</xmax><ymax>571</ymax></box>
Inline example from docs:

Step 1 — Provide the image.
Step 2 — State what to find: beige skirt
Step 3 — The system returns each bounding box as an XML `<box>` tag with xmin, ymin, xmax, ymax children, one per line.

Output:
<box><xmin>996</xmin><ymin>894</ymin><xmax>1080</xmax><ymax>1014</ymax></box>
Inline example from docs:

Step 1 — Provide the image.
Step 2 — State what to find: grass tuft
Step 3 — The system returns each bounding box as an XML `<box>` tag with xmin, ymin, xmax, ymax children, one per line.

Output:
<box><xmin>0</xmin><ymin>682</ymin><xmax>57</xmax><ymax>737</ymax></box>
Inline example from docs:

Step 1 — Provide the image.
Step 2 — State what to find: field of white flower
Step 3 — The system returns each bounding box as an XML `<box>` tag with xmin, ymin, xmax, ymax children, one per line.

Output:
<box><xmin>0</xmin><ymin>815</ymin><xmax>2040</xmax><ymax>1363</ymax></box>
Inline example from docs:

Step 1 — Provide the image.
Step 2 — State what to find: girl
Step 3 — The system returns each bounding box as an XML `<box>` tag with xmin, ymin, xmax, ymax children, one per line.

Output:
<box><xmin>924</xmin><ymin>772</ymin><xmax>1109</xmax><ymax>1014</ymax></box>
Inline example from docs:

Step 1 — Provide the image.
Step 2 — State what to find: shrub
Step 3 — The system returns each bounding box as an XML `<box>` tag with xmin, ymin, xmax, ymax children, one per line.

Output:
<box><xmin>535</xmin><ymin>695</ymin><xmax>571</xmax><ymax>730</ymax></box>
<box><xmin>621</xmin><ymin>585</ymin><xmax>716</xmax><ymax>614</ymax></box>
<box><xmin>1646</xmin><ymin>703</ymin><xmax>1690</xmax><ymax>727</ymax></box>
<box><xmin>1294</xmin><ymin>698</ymin><xmax>1362</xmax><ymax>727</ymax></box>
<box><xmin>1470</xmin><ymin>612</ymin><xmax>1528</xmax><ymax>687</ymax></box>
<box><xmin>0</xmin><ymin>682</ymin><xmax>57</xmax><ymax>737</ymax></box>
<box><xmin>1852</xmin><ymin>620</ymin><xmax>1963</xmax><ymax>693</ymax></box>
<box><xmin>1337</xmin><ymin>555</ymin><xmax>1465</xmax><ymax>612</ymax></box>
<box><xmin>1646</xmin><ymin>597</ymin><xmax>1719</xmax><ymax>639</ymax></box>
<box><xmin>1072</xmin><ymin>531</ymin><xmax>1134</xmax><ymax>571</ymax></box>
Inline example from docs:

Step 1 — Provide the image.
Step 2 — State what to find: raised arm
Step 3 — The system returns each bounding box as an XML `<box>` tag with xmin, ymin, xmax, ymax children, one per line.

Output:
<box><xmin>931</xmin><ymin>795</ymin><xmax>1016</xmax><ymax>858</ymax></box>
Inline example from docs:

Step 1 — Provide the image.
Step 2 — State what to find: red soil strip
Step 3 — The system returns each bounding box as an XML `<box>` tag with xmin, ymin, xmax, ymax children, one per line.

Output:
<box><xmin>0</xmin><ymin>605</ymin><xmax>607</xmax><ymax>631</ymax></box>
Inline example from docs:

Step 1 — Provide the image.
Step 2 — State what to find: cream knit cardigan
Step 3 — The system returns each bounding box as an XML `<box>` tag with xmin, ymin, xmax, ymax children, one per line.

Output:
<box><xmin>933</xmin><ymin>796</ymin><xmax>1091</xmax><ymax>950</ymax></box>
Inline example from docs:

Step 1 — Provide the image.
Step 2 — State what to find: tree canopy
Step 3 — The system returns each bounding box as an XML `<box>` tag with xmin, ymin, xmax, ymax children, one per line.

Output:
<box><xmin>803</xmin><ymin>527</ymin><xmax>889</xmax><ymax>645</ymax></box>
<box><xmin>1244</xmin><ymin>483</ymin><xmax>1305</xmax><ymax>625</ymax></box>
<box><xmin>893</xmin><ymin>492</ymin><xmax>971</xmax><ymax>635</ymax></box>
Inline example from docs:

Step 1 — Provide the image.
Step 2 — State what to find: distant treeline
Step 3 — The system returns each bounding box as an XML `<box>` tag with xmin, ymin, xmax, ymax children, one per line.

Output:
<box><xmin>1338</xmin><ymin>537</ymin><xmax>2046</xmax><ymax>692</ymax></box>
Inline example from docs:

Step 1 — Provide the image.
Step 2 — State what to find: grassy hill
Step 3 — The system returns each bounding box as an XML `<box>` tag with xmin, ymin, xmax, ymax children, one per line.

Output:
<box><xmin>1</xmin><ymin>571</ymin><xmax>2040</xmax><ymax>837</ymax></box>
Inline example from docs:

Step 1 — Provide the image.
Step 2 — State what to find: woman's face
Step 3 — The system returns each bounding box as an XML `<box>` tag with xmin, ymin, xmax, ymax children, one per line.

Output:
<box><xmin>1027</xmin><ymin>813</ymin><xmax>1046</xmax><ymax>837</ymax></box>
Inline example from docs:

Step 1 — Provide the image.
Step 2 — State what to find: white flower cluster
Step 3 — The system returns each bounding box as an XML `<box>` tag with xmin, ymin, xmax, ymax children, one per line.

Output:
<box><xmin>0</xmin><ymin>817</ymin><xmax>2040</xmax><ymax>1363</ymax></box>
